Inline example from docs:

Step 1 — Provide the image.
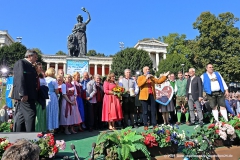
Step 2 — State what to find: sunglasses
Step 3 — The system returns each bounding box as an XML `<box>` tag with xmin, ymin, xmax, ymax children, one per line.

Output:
<box><xmin>185</xmin><ymin>75</ymin><xmax>189</xmax><ymax>76</ymax></box>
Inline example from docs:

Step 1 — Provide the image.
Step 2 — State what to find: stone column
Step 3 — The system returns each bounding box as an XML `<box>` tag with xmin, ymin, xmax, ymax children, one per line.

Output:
<box><xmin>63</xmin><ymin>63</ymin><xmax>66</xmax><ymax>74</ymax></box>
<box><xmin>47</xmin><ymin>62</ymin><xmax>50</xmax><ymax>69</ymax></box>
<box><xmin>156</xmin><ymin>52</ymin><xmax>159</xmax><ymax>71</ymax></box>
<box><xmin>55</xmin><ymin>63</ymin><xmax>58</xmax><ymax>74</ymax></box>
<box><xmin>163</xmin><ymin>53</ymin><xmax>166</xmax><ymax>59</ymax></box>
<box><xmin>102</xmin><ymin>64</ymin><xmax>105</xmax><ymax>76</ymax></box>
<box><xmin>94</xmin><ymin>64</ymin><xmax>98</xmax><ymax>75</ymax></box>
<box><xmin>109</xmin><ymin>64</ymin><xmax>111</xmax><ymax>71</ymax></box>
<box><xmin>88</xmin><ymin>63</ymin><xmax>90</xmax><ymax>73</ymax></box>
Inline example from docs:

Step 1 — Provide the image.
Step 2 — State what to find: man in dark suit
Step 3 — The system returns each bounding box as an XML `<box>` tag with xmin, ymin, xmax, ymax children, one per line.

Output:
<box><xmin>12</xmin><ymin>50</ymin><xmax>38</xmax><ymax>132</ymax></box>
<box><xmin>186</xmin><ymin>68</ymin><xmax>204</xmax><ymax>126</ymax></box>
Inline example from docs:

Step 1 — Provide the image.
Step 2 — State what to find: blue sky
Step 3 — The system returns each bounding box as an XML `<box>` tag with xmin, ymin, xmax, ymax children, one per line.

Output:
<box><xmin>1</xmin><ymin>0</ymin><xmax>240</xmax><ymax>56</ymax></box>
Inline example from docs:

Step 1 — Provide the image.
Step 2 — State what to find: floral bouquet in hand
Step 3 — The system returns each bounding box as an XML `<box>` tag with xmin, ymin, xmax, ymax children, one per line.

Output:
<box><xmin>112</xmin><ymin>85</ymin><xmax>126</xmax><ymax>98</ymax></box>
<box><xmin>0</xmin><ymin>138</ymin><xmax>13</xmax><ymax>159</ymax></box>
<box><xmin>34</xmin><ymin>133</ymin><xmax>66</xmax><ymax>158</ymax></box>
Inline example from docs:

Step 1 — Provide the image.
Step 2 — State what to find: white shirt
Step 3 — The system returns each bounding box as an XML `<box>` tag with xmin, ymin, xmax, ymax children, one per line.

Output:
<box><xmin>188</xmin><ymin>76</ymin><xmax>195</xmax><ymax>93</ymax></box>
<box><xmin>40</xmin><ymin>78</ymin><xmax>47</xmax><ymax>86</ymax></box>
<box><xmin>200</xmin><ymin>72</ymin><xmax>228</xmax><ymax>92</ymax></box>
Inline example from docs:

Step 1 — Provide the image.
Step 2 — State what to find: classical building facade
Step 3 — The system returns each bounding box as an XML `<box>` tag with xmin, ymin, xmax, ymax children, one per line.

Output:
<box><xmin>42</xmin><ymin>39</ymin><xmax>168</xmax><ymax>76</ymax></box>
<box><xmin>0</xmin><ymin>30</ymin><xmax>15</xmax><ymax>47</ymax></box>
<box><xmin>42</xmin><ymin>55</ymin><xmax>112</xmax><ymax>76</ymax></box>
<box><xmin>134</xmin><ymin>39</ymin><xmax>167</xmax><ymax>71</ymax></box>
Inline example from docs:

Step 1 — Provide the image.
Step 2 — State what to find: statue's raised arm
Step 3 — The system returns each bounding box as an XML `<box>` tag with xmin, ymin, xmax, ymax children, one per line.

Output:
<box><xmin>82</xmin><ymin>7</ymin><xmax>91</xmax><ymax>24</ymax></box>
<box><xmin>69</xmin><ymin>7</ymin><xmax>91</xmax><ymax>57</ymax></box>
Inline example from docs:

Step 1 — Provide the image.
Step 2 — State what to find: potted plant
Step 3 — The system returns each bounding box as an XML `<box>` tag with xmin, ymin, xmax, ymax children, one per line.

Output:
<box><xmin>94</xmin><ymin>127</ymin><xmax>150</xmax><ymax>160</ymax></box>
<box><xmin>32</xmin><ymin>133</ymin><xmax>66</xmax><ymax>160</ymax></box>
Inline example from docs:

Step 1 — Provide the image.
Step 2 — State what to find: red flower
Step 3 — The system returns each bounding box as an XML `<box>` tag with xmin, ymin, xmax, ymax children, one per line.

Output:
<box><xmin>0</xmin><ymin>138</ymin><xmax>6</xmax><ymax>143</ymax></box>
<box><xmin>208</xmin><ymin>124</ymin><xmax>215</xmax><ymax>129</ymax></box>
<box><xmin>165</xmin><ymin>136</ymin><xmax>171</xmax><ymax>143</ymax></box>
<box><xmin>165</xmin><ymin>130</ymin><xmax>170</xmax><ymax>135</ymax></box>
<box><xmin>215</xmin><ymin>130</ymin><xmax>219</xmax><ymax>134</ymax></box>
<box><xmin>48</xmin><ymin>139</ymin><xmax>55</xmax><ymax>146</ymax></box>
<box><xmin>37</xmin><ymin>133</ymin><xmax>43</xmax><ymax>138</ymax></box>
<box><xmin>53</xmin><ymin>145</ymin><xmax>58</xmax><ymax>154</ymax></box>
<box><xmin>237</xmin><ymin>114</ymin><xmax>240</xmax><ymax>118</ymax></box>
<box><xmin>143</xmin><ymin>134</ymin><xmax>158</xmax><ymax>148</ymax></box>
<box><xmin>185</xmin><ymin>141</ymin><xmax>194</xmax><ymax>147</ymax></box>
<box><xmin>222</xmin><ymin>122</ymin><xmax>226</xmax><ymax>126</ymax></box>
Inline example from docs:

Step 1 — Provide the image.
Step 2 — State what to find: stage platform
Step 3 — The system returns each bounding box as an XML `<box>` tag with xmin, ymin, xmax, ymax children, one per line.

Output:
<box><xmin>1</xmin><ymin>125</ymin><xmax>240</xmax><ymax>160</ymax></box>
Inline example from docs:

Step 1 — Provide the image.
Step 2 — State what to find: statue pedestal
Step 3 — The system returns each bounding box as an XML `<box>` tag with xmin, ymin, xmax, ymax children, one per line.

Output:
<box><xmin>66</xmin><ymin>56</ymin><xmax>89</xmax><ymax>75</ymax></box>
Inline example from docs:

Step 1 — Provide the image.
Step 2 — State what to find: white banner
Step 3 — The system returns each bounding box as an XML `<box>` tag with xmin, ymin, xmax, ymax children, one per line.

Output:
<box><xmin>66</xmin><ymin>59</ymin><xmax>89</xmax><ymax>75</ymax></box>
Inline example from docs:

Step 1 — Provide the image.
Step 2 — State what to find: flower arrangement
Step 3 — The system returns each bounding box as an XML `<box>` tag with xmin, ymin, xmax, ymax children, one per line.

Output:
<box><xmin>33</xmin><ymin>133</ymin><xmax>66</xmax><ymax>158</ymax></box>
<box><xmin>182</xmin><ymin>137</ymin><xmax>212</xmax><ymax>160</ymax></box>
<box><xmin>214</xmin><ymin>121</ymin><xmax>236</xmax><ymax>141</ymax></box>
<box><xmin>0</xmin><ymin>138</ymin><xmax>13</xmax><ymax>159</ymax></box>
<box><xmin>112</xmin><ymin>85</ymin><xmax>126</xmax><ymax>98</ymax></box>
<box><xmin>182</xmin><ymin>124</ymin><xmax>218</xmax><ymax>160</ymax></box>
<box><xmin>153</xmin><ymin>124</ymin><xmax>185</xmax><ymax>148</ymax></box>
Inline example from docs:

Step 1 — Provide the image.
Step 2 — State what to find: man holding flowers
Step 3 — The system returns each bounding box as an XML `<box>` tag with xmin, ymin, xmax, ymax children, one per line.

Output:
<box><xmin>137</xmin><ymin>66</ymin><xmax>169</xmax><ymax>130</ymax></box>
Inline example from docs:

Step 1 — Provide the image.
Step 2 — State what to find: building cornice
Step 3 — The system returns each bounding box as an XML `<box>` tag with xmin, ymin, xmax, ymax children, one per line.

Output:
<box><xmin>0</xmin><ymin>30</ymin><xmax>15</xmax><ymax>43</ymax></box>
<box><xmin>134</xmin><ymin>39</ymin><xmax>168</xmax><ymax>48</ymax></box>
<box><xmin>42</xmin><ymin>55</ymin><xmax>113</xmax><ymax>64</ymax></box>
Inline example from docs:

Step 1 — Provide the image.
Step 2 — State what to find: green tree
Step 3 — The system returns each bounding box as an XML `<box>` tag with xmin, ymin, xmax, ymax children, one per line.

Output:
<box><xmin>32</xmin><ymin>48</ymin><xmax>43</xmax><ymax>55</ymax></box>
<box><xmin>87</xmin><ymin>50</ymin><xmax>106</xmax><ymax>57</ymax></box>
<box><xmin>0</xmin><ymin>43</ymin><xmax>45</xmax><ymax>70</ymax></box>
<box><xmin>0</xmin><ymin>42</ymin><xmax>27</xmax><ymax>69</ymax></box>
<box><xmin>55</xmin><ymin>50</ymin><xmax>66</xmax><ymax>55</ymax></box>
<box><xmin>111</xmin><ymin>48</ymin><xmax>153</xmax><ymax>77</ymax></box>
<box><xmin>156</xmin><ymin>53</ymin><xmax>192</xmax><ymax>76</ymax></box>
<box><xmin>190</xmin><ymin>12</ymin><xmax>240</xmax><ymax>82</ymax></box>
<box><xmin>97</xmin><ymin>53</ymin><xmax>106</xmax><ymax>57</ymax></box>
<box><xmin>86</xmin><ymin>50</ymin><xmax>97</xmax><ymax>56</ymax></box>
<box><xmin>158</xmin><ymin>33</ymin><xmax>191</xmax><ymax>55</ymax></box>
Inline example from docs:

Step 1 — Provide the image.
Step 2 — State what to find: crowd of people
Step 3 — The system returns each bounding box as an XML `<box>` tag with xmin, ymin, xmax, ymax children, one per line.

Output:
<box><xmin>9</xmin><ymin>49</ymin><xmax>240</xmax><ymax>134</ymax></box>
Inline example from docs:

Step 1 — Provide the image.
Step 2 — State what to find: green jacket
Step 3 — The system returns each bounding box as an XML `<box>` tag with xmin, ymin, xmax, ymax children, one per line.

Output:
<box><xmin>176</xmin><ymin>79</ymin><xmax>187</xmax><ymax>96</ymax></box>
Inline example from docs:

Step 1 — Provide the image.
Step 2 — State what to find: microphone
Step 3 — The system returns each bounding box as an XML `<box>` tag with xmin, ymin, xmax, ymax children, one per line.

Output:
<box><xmin>147</xmin><ymin>71</ymin><xmax>151</xmax><ymax>79</ymax></box>
<box><xmin>70</xmin><ymin>144</ymin><xmax>80</xmax><ymax>160</ymax></box>
<box><xmin>90</xmin><ymin>143</ymin><xmax>96</xmax><ymax>160</ymax></box>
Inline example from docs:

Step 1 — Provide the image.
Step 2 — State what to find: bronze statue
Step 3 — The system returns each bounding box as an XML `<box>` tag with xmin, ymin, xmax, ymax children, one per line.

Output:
<box><xmin>68</xmin><ymin>7</ymin><xmax>91</xmax><ymax>57</ymax></box>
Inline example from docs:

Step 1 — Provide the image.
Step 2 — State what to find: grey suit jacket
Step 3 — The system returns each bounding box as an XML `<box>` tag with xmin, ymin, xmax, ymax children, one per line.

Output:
<box><xmin>86</xmin><ymin>79</ymin><xmax>97</xmax><ymax>103</ymax></box>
